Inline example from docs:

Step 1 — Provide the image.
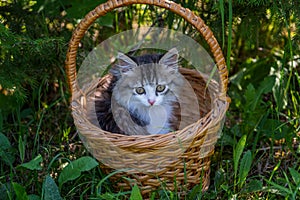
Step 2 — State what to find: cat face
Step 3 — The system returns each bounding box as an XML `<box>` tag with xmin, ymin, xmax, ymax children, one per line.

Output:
<box><xmin>111</xmin><ymin>48</ymin><xmax>183</xmax><ymax>110</ymax></box>
<box><xmin>127</xmin><ymin>65</ymin><xmax>174</xmax><ymax>108</ymax></box>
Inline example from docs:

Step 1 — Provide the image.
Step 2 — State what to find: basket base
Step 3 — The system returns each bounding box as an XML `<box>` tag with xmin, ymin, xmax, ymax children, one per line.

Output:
<box><xmin>100</xmin><ymin>150</ymin><xmax>213</xmax><ymax>199</ymax></box>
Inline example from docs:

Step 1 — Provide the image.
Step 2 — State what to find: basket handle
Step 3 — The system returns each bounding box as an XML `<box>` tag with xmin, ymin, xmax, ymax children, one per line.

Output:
<box><xmin>65</xmin><ymin>0</ymin><xmax>229</xmax><ymax>102</ymax></box>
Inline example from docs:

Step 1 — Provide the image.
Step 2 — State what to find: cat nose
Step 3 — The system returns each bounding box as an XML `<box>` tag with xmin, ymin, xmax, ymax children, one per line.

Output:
<box><xmin>148</xmin><ymin>99</ymin><xmax>155</xmax><ymax>106</ymax></box>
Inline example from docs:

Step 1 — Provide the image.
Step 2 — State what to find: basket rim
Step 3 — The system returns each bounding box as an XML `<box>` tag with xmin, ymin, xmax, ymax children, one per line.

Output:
<box><xmin>65</xmin><ymin>0</ymin><xmax>230</xmax><ymax>103</ymax></box>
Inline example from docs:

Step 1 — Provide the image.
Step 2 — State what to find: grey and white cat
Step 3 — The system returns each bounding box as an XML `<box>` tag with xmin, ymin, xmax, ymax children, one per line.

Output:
<box><xmin>95</xmin><ymin>48</ymin><xmax>185</xmax><ymax>135</ymax></box>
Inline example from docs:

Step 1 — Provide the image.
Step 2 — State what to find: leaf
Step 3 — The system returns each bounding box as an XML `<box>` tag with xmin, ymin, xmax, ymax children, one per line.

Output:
<box><xmin>244</xmin><ymin>84</ymin><xmax>256</xmax><ymax>111</ymax></box>
<box><xmin>12</xmin><ymin>182</ymin><xmax>29</xmax><ymax>200</ymax></box>
<box><xmin>0</xmin><ymin>111</ymin><xmax>3</xmax><ymax>130</ymax></box>
<box><xmin>19</xmin><ymin>154</ymin><xmax>43</xmax><ymax>170</ymax></box>
<box><xmin>238</xmin><ymin>150</ymin><xmax>252</xmax><ymax>188</ymax></box>
<box><xmin>272</xmin><ymin>67</ymin><xmax>288</xmax><ymax>110</ymax></box>
<box><xmin>233</xmin><ymin>134</ymin><xmax>247</xmax><ymax>175</ymax></box>
<box><xmin>58</xmin><ymin>168</ymin><xmax>81</xmax><ymax>188</ymax></box>
<box><xmin>257</xmin><ymin>75</ymin><xmax>276</xmax><ymax>95</ymax></box>
<box><xmin>214</xmin><ymin>168</ymin><xmax>226</xmax><ymax>188</ymax></box>
<box><xmin>253</xmin><ymin>75</ymin><xmax>276</xmax><ymax>109</ymax></box>
<box><xmin>18</xmin><ymin>136</ymin><xmax>25</xmax><ymax>163</ymax></box>
<box><xmin>261</xmin><ymin>119</ymin><xmax>290</xmax><ymax>139</ymax></box>
<box><xmin>242</xmin><ymin>179</ymin><xmax>262</xmax><ymax>193</ymax></box>
<box><xmin>96</xmin><ymin>13</ymin><xmax>114</xmax><ymax>28</ymax></box>
<box><xmin>188</xmin><ymin>184</ymin><xmax>202</xmax><ymax>200</ymax></box>
<box><xmin>245</xmin><ymin>76</ymin><xmax>276</xmax><ymax>112</ymax></box>
<box><xmin>289</xmin><ymin>168</ymin><xmax>300</xmax><ymax>184</ymax></box>
<box><xmin>28</xmin><ymin>194</ymin><xmax>41</xmax><ymax>200</ymax></box>
<box><xmin>58</xmin><ymin>156</ymin><xmax>98</xmax><ymax>188</ymax></box>
<box><xmin>72</xmin><ymin>156</ymin><xmax>98</xmax><ymax>171</ymax></box>
<box><xmin>20</xmin><ymin>108</ymin><xmax>33</xmax><ymax>119</ymax></box>
<box><xmin>65</xmin><ymin>0</ymin><xmax>107</xmax><ymax>19</ymax></box>
<box><xmin>43</xmin><ymin>175</ymin><xmax>62</xmax><ymax>200</ymax></box>
<box><xmin>130</xmin><ymin>184</ymin><xmax>143</xmax><ymax>200</ymax></box>
<box><xmin>0</xmin><ymin>132</ymin><xmax>15</xmax><ymax>166</ymax></box>
<box><xmin>0</xmin><ymin>132</ymin><xmax>11</xmax><ymax>150</ymax></box>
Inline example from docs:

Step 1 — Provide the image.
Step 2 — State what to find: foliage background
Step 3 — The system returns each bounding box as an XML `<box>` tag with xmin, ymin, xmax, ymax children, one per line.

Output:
<box><xmin>0</xmin><ymin>0</ymin><xmax>299</xmax><ymax>199</ymax></box>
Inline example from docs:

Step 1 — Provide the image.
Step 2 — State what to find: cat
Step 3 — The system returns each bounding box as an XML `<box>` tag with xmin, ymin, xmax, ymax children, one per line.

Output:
<box><xmin>94</xmin><ymin>48</ymin><xmax>185</xmax><ymax>135</ymax></box>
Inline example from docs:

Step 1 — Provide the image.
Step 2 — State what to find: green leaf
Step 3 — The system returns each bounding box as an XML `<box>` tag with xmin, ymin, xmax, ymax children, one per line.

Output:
<box><xmin>28</xmin><ymin>194</ymin><xmax>41</xmax><ymax>200</ymax></box>
<box><xmin>0</xmin><ymin>182</ymin><xmax>13</xmax><ymax>200</ymax></box>
<box><xmin>19</xmin><ymin>154</ymin><xmax>43</xmax><ymax>170</ymax></box>
<box><xmin>58</xmin><ymin>156</ymin><xmax>98</xmax><ymax>188</ymax></box>
<box><xmin>233</xmin><ymin>134</ymin><xmax>247</xmax><ymax>175</ymax></box>
<box><xmin>188</xmin><ymin>184</ymin><xmax>202</xmax><ymax>200</ymax></box>
<box><xmin>214</xmin><ymin>168</ymin><xmax>226</xmax><ymax>189</ymax></box>
<box><xmin>18</xmin><ymin>136</ymin><xmax>25</xmax><ymax>163</ymax></box>
<box><xmin>96</xmin><ymin>13</ymin><xmax>114</xmax><ymax>28</ymax></box>
<box><xmin>242</xmin><ymin>179</ymin><xmax>262</xmax><ymax>193</ymax></box>
<box><xmin>71</xmin><ymin>156</ymin><xmax>98</xmax><ymax>171</ymax></box>
<box><xmin>12</xmin><ymin>182</ymin><xmax>29</xmax><ymax>200</ymax></box>
<box><xmin>222</xmin><ymin>131</ymin><xmax>235</xmax><ymax>146</ymax></box>
<box><xmin>130</xmin><ymin>184</ymin><xmax>143</xmax><ymax>200</ymax></box>
<box><xmin>257</xmin><ymin>75</ymin><xmax>276</xmax><ymax>95</ymax></box>
<box><xmin>0</xmin><ymin>132</ymin><xmax>11</xmax><ymax>150</ymax></box>
<box><xmin>0</xmin><ymin>132</ymin><xmax>15</xmax><ymax>166</ymax></box>
<box><xmin>58</xmin><ymin>168</ymin><xmax>81</xmax><ymax>188</ymax></box>
<box><xmin>238</xmin><ymin>150</ymin><xmax>252</xmax><ymax>188</ymax></box>
<box><xmin>244</xmin><ymin>76</ymin><xmax>276</xmax><ymax>112</ymax></box>
<box><xmin>252</xmin><ymin>75</ymin><xmax>276</xmax><ymax>109</ymax></box>
<box><xmin>65</xmin><ymin>0</ymin><xmax>107</xmax><ymax>19</ymax></box>
<box><xmin>0</xmin><ymin>111</ymin><xmax>3</xmax><ymax>130</ymax></box>
<box><xmin>244</xmin><ymin>84</ymin><xmax>256</xmax><ymax>111</ymax></box>
<box><xmin>261</xmin><ymin>119</ymin><xmax>290</xmax><ymax>140</ymax></box>
<box><xmin>272</xmin><ymin>68</ymin><xmax>288</xmax><ymax>110</ymax></box>
<box><xmin>43</xmin><ymin>175</ymin><xmax>62</xmax><ymax>200</ymax></box>
<box><xmin>289</xmin><ymin>168</ymin><xmax>300</xmax><ymax>184</ymax></box>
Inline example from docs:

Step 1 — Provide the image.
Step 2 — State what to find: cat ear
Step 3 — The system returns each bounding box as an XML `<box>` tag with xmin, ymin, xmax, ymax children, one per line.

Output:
<box><xmin>116</xmin><ymin>52</ymin><xmax>137</xmax><ymax>73</ymax></box>
<box><xmin>159</xmin><ymin>48</ymin><xmax>179</xmax><ymax>72</ymax></box>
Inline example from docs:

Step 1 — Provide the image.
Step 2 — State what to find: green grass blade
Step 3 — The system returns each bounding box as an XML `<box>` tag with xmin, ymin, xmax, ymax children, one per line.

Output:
<box><xmin>226</xmin><ymin>0</ymin><xmax>233</xmax><ymax>72</ymax></box>
<box><xmin>265</xmin><ymin>178</ymin><xmax>293</xmax><ymax>197</ymax></box>
<box><xmin>219</xmin><ymin>0</ymin><xmax>225</xmax><ymax>49</ymax></box>
<box><xmin>129</xmin><ymin>184</ymin><xmax>143</xmax><ymax>200</ymax></box>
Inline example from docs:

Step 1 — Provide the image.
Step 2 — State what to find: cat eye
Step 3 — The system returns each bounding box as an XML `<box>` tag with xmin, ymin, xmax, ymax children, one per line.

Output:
<box><xmin>135</xmin><ymin>87</ymin><xmax>145</xmax><ymax>94</ymax></box>
<box><xmin>156</xmin><ymin>85</ymin><xmax>166</xmax><ymax>92</ymax></box>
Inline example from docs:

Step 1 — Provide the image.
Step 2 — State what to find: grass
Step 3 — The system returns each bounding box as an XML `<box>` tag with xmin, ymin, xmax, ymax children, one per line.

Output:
<box><xmin>1</xmin><ymin>51</ymin><xmax>299</xmax><ymax>200</ymax></box>
<box><xmin>1</xmin><ymin>76</ymin><xmax>299</xmax><ymax>200</ymax></box>
<box><xmin>1</xmin><ymin>0</ymin><xmax>300</xmax><ymax>199</ymax></box>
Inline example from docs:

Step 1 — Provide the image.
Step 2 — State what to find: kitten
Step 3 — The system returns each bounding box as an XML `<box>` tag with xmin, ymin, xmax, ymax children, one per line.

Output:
<box><xmin>95</xmin><ymin>48</ymin><xmax>185</xmax><ymax>135</ymax></box>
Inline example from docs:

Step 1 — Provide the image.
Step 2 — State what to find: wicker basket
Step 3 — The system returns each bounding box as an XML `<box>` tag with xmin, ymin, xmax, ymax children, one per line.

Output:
<box><xmin>65</xmin><ymin>0</ymin><xmax>230</xmax><ymax>198</ymax></box>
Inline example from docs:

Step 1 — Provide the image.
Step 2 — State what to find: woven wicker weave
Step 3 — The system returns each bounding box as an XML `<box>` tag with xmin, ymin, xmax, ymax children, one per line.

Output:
<box><xmin>65</xmin><ymin>0</ymin><xmax>230</xmax><ymax>198</ymax></box>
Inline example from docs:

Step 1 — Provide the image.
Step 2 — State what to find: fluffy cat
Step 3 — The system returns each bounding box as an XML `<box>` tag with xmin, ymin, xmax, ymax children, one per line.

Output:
<box><xmin>95</xmin><ymin>48</ymin><xmax>185</xmax><ymax>135</ymax></box>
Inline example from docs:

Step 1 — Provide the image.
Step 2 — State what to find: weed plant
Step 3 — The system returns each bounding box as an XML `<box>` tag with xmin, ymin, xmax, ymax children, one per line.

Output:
<box><xmin>0</xmin><ymin>0</ymin><xmax>299</xmax><ymax>199</ymax></box>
